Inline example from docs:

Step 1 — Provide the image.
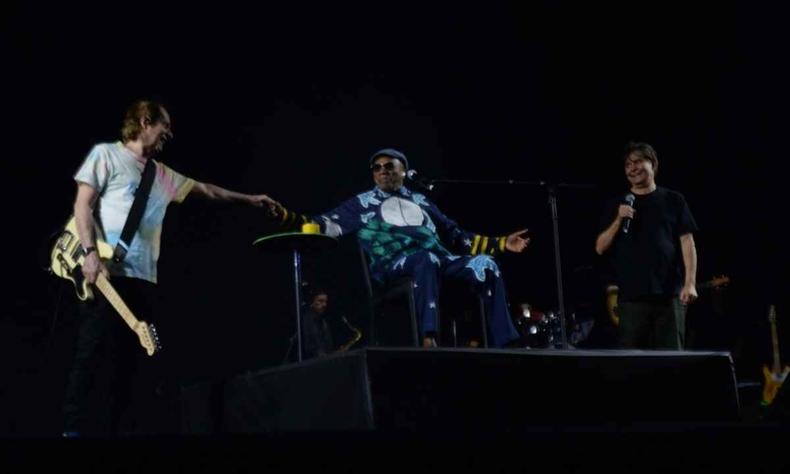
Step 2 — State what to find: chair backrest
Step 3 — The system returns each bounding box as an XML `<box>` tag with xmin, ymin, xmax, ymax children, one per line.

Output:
<box><xmin>357</xmin><ymin>241</ymin><xmax>420</xmax><ymax>347</ymax></box>
<box><xmin>357</xmin><ymin>244</ymin><xmax>488</xmax><ymax>348</ymax></box>
<box><xmin>357</xmin><ymin>241</ymin><xmax>375</xmax><ymax>299</ymax></box>
<box><xmin>357</xmin><ymin>243</ymin><xmax>413</xmax><ymax>302</ymax></box>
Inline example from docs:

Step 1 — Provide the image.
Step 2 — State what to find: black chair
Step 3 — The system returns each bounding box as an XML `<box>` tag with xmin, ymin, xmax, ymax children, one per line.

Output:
<box><xmin>441</xmin><ymin>280</ymin><xmax>489</xmax><ymax>348</ymax></box>
<box><xmin>359</xmin><ymin>245</ymin><xmax>419</xmax><ymax>347</ymax></box>
<box><xmin>358</xmin><ymin>244</ymin><xmax>490</xmax><ymax>348</ymax></box>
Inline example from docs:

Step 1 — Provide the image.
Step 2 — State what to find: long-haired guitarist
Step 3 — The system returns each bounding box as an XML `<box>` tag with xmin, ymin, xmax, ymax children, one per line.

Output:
<box><xmin>62</xmin><ymin>100</ymin><xmax>281</xmax><ymax>437</ymax></box>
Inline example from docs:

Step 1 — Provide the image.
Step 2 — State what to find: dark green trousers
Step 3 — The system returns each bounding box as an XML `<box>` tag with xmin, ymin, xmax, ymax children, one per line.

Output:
<box><xmin>618</xmin><ymin>296</ymin><xmax>686</xmax><ymax>350</ymax></box>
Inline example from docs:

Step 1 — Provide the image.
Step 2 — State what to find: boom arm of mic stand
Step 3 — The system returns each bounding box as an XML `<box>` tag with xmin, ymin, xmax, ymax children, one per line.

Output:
<box><xmin>431</xmin><ymin>178</ymin><xmax>596</xmax><ymax>190</ymax></box>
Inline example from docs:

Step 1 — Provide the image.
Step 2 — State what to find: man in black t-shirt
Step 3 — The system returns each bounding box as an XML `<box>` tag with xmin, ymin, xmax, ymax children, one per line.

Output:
<box><xmin>595</xmin><ymin>142</ymin><xmax>698</xmax><ymax>349</ymax></box>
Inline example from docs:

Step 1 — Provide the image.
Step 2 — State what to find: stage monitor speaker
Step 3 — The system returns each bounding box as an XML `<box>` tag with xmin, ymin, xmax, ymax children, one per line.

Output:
<box><xmin>181</xmin><ymin>348</ymin><xmax>740</xmax><ymax>433</ymax></box>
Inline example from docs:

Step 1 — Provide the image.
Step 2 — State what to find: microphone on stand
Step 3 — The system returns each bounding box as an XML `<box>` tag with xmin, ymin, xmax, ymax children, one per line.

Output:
<box><xmin>406</xmin><ymin>169</ymin><xmax>435</xmax><ymax>191</ymax></box>
<box><xmin>622</xmin><ymin>193</ymin><xmax>635</xmax><ymax>234</ymax></box>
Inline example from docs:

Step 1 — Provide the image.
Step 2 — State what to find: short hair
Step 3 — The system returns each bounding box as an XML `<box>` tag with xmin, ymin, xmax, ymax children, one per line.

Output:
<box><xmin>623</xmin><ymin>141</ymin><xmax>658</xmax><ymax>171</ymax></box>
<box><xmin>309</xmin><ymin>288</ymin><xmax>329</xmax><ymax>302</ymax></box>
<box><xmin>121</xmin><ymin>100</ymin><xmax>167</xmax><ymax>142</ymax></box>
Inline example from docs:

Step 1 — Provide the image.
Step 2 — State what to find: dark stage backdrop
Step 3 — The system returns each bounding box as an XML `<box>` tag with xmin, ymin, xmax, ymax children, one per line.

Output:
<box><xmin>2</xmin><ymin>2</ymin><xmax>787</xmax><ymax>435</ymax></box>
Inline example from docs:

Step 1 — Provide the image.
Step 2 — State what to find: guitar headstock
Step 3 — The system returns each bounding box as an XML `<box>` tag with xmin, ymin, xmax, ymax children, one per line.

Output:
<box><xmin>769</xmin><ymin>305</ymin><xmax>777</xmax><ymax>324</ymax></box>
<box><xmin>136</xmin><ymin>321</ymin><xmax>162</xmax><ymax>356</ymax></box>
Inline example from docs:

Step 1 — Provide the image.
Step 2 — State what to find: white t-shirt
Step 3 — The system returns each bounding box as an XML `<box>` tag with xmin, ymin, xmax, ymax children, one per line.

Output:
<box><xmin>74</xmin><ymin>142</ymin><xmax>195</xmax><ymax>283</ymax></box>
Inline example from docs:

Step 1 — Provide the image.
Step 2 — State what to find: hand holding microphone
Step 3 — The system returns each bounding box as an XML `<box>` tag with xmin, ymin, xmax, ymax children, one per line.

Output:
<box><xmin>620</xmin><ymin>193</ymin><xmax>636</xmax><ymax>233</ymax></box>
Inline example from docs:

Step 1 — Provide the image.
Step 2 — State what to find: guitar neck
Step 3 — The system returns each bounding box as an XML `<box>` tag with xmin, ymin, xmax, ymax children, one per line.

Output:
<box><xmin>95</xmin><ymin>275</ymin><xmax>142</xmax><ymax>332</ymax></box>
<box><xmin>699</xmin><ymin>280</ymin><xmax>720</xmax><ymax>290</ymax></box>
<box><xmin>770</xmin><ymin>307</ymin><xmax>781</xmax><ymax>373</ymax></box>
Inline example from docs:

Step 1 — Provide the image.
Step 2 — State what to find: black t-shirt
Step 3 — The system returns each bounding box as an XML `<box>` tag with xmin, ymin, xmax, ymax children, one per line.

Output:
<box><xmin>598</xmin><ymin>186</ymin><xmax>698</xmax><ymax>301</ymax></box>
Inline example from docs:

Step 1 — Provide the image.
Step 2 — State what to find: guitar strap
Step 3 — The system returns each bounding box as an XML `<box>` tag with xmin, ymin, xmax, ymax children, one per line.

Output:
<box><xmin>112</xmin><ymin>158</ymin><xmax>156</xmax><ymax>263</ymax></box>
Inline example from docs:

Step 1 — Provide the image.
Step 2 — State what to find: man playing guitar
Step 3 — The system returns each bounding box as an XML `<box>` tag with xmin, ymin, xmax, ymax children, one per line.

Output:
<box><xmin>61</xmin><ymin>100</ymin><xmax>280</xmax><ymax>436</ymax></box>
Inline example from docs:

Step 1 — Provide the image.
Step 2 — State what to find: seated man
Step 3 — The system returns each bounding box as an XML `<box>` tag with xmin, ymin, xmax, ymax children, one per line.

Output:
<box><xmin>277</xmin><ymin>148</ymin><xmax>530</xmax><ymax>347</ymax></box>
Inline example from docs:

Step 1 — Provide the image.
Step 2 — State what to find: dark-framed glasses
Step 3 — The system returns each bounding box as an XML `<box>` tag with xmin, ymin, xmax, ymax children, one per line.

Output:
<box><xmin>371</xmin><ymin>162</ymin><xmax>397</xmax><ymax>172</ymax></box>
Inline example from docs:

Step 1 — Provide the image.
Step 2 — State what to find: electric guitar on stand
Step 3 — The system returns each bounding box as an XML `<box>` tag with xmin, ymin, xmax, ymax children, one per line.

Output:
<box><xmin>762</xmin><ymin>305</ymin><xmax>789</xmax><ymax>406</ymax></box>
<box><xmin>49</xmin><ymin>216</ymin><xmax>161</xmax><ymax>356</ymax></box>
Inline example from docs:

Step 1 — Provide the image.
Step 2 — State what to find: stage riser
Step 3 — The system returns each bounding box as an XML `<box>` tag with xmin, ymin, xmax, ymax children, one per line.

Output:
<box><xmin>181</xmin><ymin>348</ymin><xmax>740</xmax><ymax>433</ymax></box>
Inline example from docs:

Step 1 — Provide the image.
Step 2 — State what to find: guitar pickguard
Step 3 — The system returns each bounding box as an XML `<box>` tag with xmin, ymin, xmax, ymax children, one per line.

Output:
<box><xmin>49</xmin><ymin>215</ymin><xmax>160</xmax><ymax>355</ymax></box>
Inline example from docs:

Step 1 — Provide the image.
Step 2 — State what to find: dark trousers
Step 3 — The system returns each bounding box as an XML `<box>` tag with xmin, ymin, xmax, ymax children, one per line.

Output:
<box><xmin>618</xmin><ymin>296</ymin><xmax>687</xmax><ymax>350</ymax></box>
<box><xmin>384</xmin><ymin>252</ymin><xmax>520</xmax><ymax>348</ymax></box>
<box><xmin>62</xmin><ymin>277</ymin><xmax>163</xmax><ymax>435</ymax></box>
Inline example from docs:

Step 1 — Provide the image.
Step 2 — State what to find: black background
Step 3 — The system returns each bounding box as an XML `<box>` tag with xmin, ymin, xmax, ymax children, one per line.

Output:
<box><xmin>2</xmin><ymin>2</ymin><xmax>788</xmax><ymax>435</ymax></box>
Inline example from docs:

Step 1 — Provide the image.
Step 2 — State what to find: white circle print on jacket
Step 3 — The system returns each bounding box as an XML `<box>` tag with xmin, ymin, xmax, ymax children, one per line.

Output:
<box><xmin>380</xmin><ymin>197</ymin><xmax>424</xmax><ymax>226</ymax></box>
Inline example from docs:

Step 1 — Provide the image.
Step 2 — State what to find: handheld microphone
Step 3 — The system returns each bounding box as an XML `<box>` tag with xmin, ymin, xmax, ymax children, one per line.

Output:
<box><xmin>622</xmin><ymin>193</ymin><xmax>635</xmax><ymax>234</ymax></box>
<box><xmin>406</xmin><ymin>169</ymin><xmax>435</xmax><ymax>191</ymax></box>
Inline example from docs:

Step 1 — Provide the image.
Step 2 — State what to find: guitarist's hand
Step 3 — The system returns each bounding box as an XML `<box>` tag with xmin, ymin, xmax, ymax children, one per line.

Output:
<box><xmin>82</xmin><ymin>252</ymin><xmax>110</xmax><ymax>284</ymax></box>
<box><xmin>680</xmin><ymin>283</ymin><xmax>698</xmax><ymax>305</ymax></box>
<box><xmin>248</xmin><ymin>194</ymin><xmax>282</xmax><ymax>217</ymax></box>
<box><xmin>265</xmin><ymin>202</ymin><xmax>287</xmax><ymax>221</ymax></box>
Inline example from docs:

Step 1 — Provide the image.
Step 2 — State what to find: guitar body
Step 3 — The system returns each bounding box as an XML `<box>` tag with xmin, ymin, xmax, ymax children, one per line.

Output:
<box><xmin>605</xmin><ymin>285</ymin><xmax>619</xmax><ymax>326</ymax></box>
<box><xmin>50</xmin><ymin>216</ymin><xmax>114</xmax><ymax>301</ymax></box>
<box><xmin>762</xmin><ymin>365</ymin><xmax>790</xmax><ymax>406</ymax></box>
<box><xmin>762</xmin><ymin>305</ymin><xmax>787</xmax><ymax>406</ymax></box>
<box><xmin>50</xmin><ymin>216</ymin><xmax>161</xmax><ymax>356</ymax></box>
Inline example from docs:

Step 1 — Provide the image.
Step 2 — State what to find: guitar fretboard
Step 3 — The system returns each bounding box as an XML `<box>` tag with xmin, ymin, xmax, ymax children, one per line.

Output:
<box><xmin>769</xmin><ymin>305</ymin><xmax>781</xmax><ymax>373</ymax></box>
<box><xmin>95</xmin><ymin>275</ymin><xmax>141</xmax><ymax>332</ymax></box>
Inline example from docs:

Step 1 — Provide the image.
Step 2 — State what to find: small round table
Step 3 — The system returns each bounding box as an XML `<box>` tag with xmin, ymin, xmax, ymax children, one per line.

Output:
<box><xmin>253</xmin><ymin>232</ymin><xmax>337</xmax><ymax>362</ymax></box>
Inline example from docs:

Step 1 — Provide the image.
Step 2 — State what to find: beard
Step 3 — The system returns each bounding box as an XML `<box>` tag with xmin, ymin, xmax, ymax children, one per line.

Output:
<box><xmin>143</xmin><ymin>137</ymin><xmax>167</xmax><ymax>156</ymax></box>
<box><xmin>376</xmin><ymin>176</ymin><xmax>403</xmax><ymax>192</ymax></box>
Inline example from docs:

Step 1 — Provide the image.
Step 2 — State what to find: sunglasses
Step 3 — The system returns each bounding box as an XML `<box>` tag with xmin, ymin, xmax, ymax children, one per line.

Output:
<box><xmin>370</xmin><ymin>162</ymin><xmax>397</xmax><ymax>172</ymax></box>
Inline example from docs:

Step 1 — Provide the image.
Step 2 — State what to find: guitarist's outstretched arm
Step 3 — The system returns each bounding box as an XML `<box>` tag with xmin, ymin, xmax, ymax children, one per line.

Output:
<box><xmin>189</xmin><ymin>181</ymin><xmax>282</xmax><ymax>215</ymax></box>
<box><xmin>73</xmin><ymin>182</ymin><xmax>109</xmax><ymax>284</ymax></box>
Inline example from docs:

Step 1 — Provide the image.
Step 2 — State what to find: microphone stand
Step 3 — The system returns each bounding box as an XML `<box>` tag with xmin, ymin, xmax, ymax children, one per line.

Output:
<box><xmin>426</xmin><ymin>177</ymin><xmax>596</xmax><ymax>350</ymax></box>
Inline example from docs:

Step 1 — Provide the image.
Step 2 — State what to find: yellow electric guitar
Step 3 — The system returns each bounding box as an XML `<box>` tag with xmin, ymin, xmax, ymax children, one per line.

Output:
<box><xmin>49</xmin><ymin>216</ymin><xmax>161</xmax><ymax>356</ymax></box>
<box><xmin>606</xmin><ymin>275</ymin><xmax>730</xmax><ymax>326</ymax></box>
<box><xmin>762</xmin><ymin>305</ymin><xmax>789</xmax><ymax>406</ymax></box>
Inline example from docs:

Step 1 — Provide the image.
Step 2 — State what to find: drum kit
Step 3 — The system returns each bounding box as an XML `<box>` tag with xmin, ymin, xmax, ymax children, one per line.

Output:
<box><xmin>512</xmin><ymin>303</ymin><xmax>562</xmax><ymax>349</ymax></box>
<box><xmin>512</xmin><ymin>302</ymin><xmax>593</xmax><ymax>349</ymax></box>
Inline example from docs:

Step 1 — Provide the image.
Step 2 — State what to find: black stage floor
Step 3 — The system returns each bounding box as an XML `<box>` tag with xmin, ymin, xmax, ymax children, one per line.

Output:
<box><xmin>4</xmin><ymin>347</ymin><xmax>790</xmax><ymax>472</ymax></box>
